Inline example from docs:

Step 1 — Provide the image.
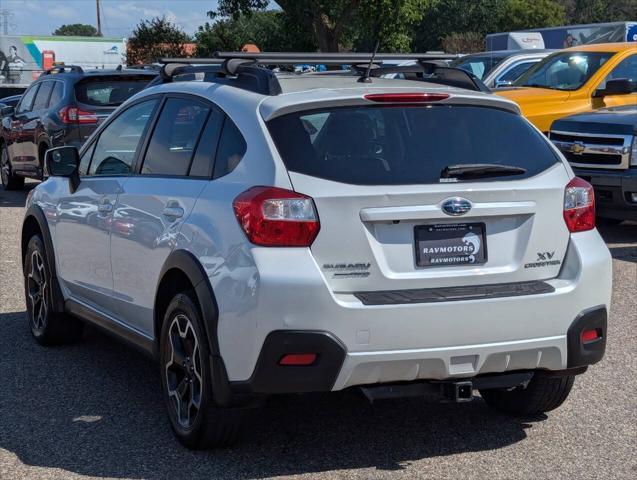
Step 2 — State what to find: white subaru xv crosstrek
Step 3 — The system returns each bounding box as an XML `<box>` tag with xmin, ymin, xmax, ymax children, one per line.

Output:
<box><xmin>19</xmin><ymin>55</ymin><xmax>612</xmax><ymax>449</ymax></box>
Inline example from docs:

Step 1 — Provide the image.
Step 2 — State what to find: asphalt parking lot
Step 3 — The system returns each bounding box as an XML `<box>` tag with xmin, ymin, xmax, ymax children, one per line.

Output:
<box><xmin>1</xmin><ymin>183</ymin><xmax>635</xmax><ymax>480</ymax></box>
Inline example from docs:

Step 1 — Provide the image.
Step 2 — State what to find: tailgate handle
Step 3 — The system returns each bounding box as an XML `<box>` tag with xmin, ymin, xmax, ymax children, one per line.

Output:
<box><xmin>360</xmin><ymin>201</ymin><xmax>536</xmax><ymax>222</ymax></box>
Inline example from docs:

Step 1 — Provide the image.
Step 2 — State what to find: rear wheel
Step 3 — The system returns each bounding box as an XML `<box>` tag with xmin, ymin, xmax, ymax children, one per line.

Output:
<box><xmin>24</xmin><ymin>235</ymin><xmax>84</xmax><ymax>344</ymax></box>
<box><xmin>480</xmin><ymin>372</ymin><xmax>575</xmax><ymax>416</ymax></box>
<box><xmin>159</xmin><ymin>292</ymin><xmax>245</xmax><ymax>449</ymax></box>
<box><xmin>1</xmin><ymin>143</ymin><xmax>24</xmax><ymax>190</ymax></box>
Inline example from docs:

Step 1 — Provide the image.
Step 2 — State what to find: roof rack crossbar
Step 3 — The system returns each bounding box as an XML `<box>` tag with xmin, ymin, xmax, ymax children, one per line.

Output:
<box><xmin>150</xmin><ymin>62</ymin><xmax>282</xmax><ymax>95</ymax></box>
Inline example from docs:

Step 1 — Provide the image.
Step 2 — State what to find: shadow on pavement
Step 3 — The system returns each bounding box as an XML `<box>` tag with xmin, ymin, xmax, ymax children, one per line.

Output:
<box><xmin>0</xmin><ymin>310</ymin><xmax>540</xmax><ymax>479</ymax></box>
<box><xmin>0</xmin><ymin>183</ymin><xmax>36</xmax><ymax>208</ymax></box>
<box><xmin>598</xmin><ymin>222</ymin><xmax>637</xmax><ymax>264</ymax></box>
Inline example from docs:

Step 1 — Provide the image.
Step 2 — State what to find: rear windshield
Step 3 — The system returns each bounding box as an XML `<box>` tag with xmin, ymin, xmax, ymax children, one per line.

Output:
<box><xmin>267</xmin><ymin>105</ymin><xmax>559</xmax><ymax>185</ymax></box>
<box><xmin>451</xmin><ymin>55</ymin><xmax>507</xmax><ymax>79</ymax></box>
<box><xmin>75</xmin><ymin>77</ymin><xmax>152</xmax><ymax>107</ymax></box>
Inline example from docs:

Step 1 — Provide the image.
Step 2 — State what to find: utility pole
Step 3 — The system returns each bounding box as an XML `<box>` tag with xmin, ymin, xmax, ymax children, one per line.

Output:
<box><xmin>0</xmin><ymin>9</ymin><xmax>13</xmax><ymax>36</ymax></box>
<box><xmin>96</xmin><ymin>0</ymin><xmax>102</xmax><ymax>36</ymax></box>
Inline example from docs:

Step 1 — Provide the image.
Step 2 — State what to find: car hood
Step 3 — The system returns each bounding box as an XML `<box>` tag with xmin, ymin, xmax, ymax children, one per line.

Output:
<box><xmin>495</xmin><ymin>87</ymin><xmax>570</xmax><ymax>106</ymax></box>
<box><xmin>552</xmin><ymin>106</ymin><xmax>637</xmax><ymax>136</ymax></box>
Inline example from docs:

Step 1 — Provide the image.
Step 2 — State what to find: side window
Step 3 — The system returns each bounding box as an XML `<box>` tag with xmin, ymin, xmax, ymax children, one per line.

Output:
<box><xmin>141</xmin><ymin>97</ymin><xmax>210</xmax><ymax>176</ymax></box>
<box><xmin>213</xmin><ymin>118</ymin><xmax>247</xmax><ymax>179</ymax></box>
<box><xmin>598</xmin><ymin>55</ymin><xmax>637</xmax><ymax>90</ymax></box>
<box><xmin>78</xmin><ymin>142</ymin><xmax>96</xmax><ymax>176</ymax></box>
<box><xmin>497</xmin><ymin>61</ymin><xmax>537</xmax><ymax>83</ymax></box>
<box><xmin>32</xmin><ymin>81</ymin><xmax>54</xmax><ymax>111</ymax></box>
<box><xmin>16</xmin><ymin>84</ymin><xmax>40</xmax><ymax>114</ymax></box>
<box><xmin>189</xmin><ymin>107</ymin><xmax>224</xmax><ymax>177</ymax></box>
<box><xmin>48</xmin><ymin>82</ymin><xmax>64</xmax><ymax>107</ymax></box>
<box><xmin>89</xmin><ymin>100</ymin><xmax>157</xmax><ymax>176</ymax></box>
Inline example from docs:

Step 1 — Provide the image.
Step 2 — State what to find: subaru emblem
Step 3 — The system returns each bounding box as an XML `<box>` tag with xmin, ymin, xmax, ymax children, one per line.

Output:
<box><xmin>441</xmin><ymin>197</ymin><xmax>472</xmax><ymax>216</ymax></box>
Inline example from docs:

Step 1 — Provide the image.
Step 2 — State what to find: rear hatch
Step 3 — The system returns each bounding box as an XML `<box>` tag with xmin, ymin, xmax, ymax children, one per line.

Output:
<box><xmin>266</xmin><ymin>99</ymin><xmax>572</xmax><ymax>293</ymax></box>
<box><xmin>73</xmin><ymin>74</ymin><xmax>155</xmax><ymax>142</ymax></box>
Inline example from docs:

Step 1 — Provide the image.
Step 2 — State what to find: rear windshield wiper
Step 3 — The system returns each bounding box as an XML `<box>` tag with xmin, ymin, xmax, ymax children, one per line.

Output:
<box><xmin>441</xmin><ymin>164</ymin><xmax>526</xmax><ymax>180</ymax></box>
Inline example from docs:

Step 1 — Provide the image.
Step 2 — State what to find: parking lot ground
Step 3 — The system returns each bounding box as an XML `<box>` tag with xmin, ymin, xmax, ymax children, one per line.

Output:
<box><xmin>1</xmin><ymin>183</ymin><xmax>635</xmax><ymax>480</ymax></box>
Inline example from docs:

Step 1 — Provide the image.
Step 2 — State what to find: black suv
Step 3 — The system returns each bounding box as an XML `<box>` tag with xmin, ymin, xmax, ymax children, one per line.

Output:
<box><xmin>0</xmin><ymin>66</ymin><xmax>156</xmax><ymax>190</ymax></box>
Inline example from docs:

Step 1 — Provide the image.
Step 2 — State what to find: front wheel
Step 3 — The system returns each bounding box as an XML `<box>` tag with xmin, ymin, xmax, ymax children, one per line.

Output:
<box><xmin>480</xmin><ymin>372</ymin><xmax>575</xmax><ymax>416</ymax></box>
<box><xmin>24</xmin><ymin>235</ymin><xmax>84</xmax><ymax>344</ymax></box>
<box><xmin>1</xmin><ymin>143</ymin><xmax>25</xmax><ymax>190</ymax></box>
<box><xmin>159</xmin><ymin>292</ymin><xmax>246</xmax><ymax>449</ymax></box>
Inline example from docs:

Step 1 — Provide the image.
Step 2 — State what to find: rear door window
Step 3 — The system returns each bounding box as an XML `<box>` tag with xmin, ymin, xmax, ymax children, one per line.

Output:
<box><xmin>48</xmin><ymin>81</ymin><xmax>64</xmax><ymax>107</ymax></box>
<box><xmin>141</xmin><ymin>97</ymin><xmax>210</xmax><ymax>176</ymax></box>
<box><xmin>32</xmin><ymin>81</ymin><xmax>54</xmax><ymax>110</ymax></box>
<box><xmin>267</xmin><ymin>105</ymin><xmax>559</xmax><ymax>185</ymax></box>
<box><xmin>213</xmin><ymin>118</ymin><xmax>246</xmax><ymax>178</ymax></box>
<box><xmin>75</xmin><ymin>76</ymin><xmax>153</xmax><ymax>107</ymax></box>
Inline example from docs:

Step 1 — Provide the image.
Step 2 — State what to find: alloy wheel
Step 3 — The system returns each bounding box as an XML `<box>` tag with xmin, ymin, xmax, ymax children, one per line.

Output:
<box><xmin>27</xmin><ymin>250</ymin><xmax>48</xmax><ymax>331</ymax></box>
<box><xmin>165</xmin><ymin>313</ymin><xmax>203</xmax><ymax>429</ymax></box>
<box><xmin>0</xmin><ymin>147</ymin><xmax>10</xmax><ymax>186</ymax></box>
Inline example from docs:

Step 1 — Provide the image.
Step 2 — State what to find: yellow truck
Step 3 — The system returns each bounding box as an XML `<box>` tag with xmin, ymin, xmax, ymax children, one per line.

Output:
<box><xmin>496</xmin><ymin>43</ymin><xmax>637</xmax><ymax>132</ymax></box>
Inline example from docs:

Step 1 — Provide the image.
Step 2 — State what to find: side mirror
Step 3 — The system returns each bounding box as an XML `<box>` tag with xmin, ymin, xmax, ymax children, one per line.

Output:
<box><xmin>594</xmin><ymin>79</ymin><xmax>636</xmax><ymax>97</ymax></box>
<box><xmin>45</xmin><ymin>146</ymin><xmax>80</xmax><ymax>177</ymax></box>
<box><xmin>45</xmin><ymin>146</ymin><xmax>81</xmax><ymax>193</ymax></box>
<box><xmin>0</xmin><ymin>105</ymin><xmax>14</xmax><ymax>117</ymax></box>
<box><xmin>494</xmin><ymin>80</ymin><xmax>513</xmax><ymax>88</ymax></box>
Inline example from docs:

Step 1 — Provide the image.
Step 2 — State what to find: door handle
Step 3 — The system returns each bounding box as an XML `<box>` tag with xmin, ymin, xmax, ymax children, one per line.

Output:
<box><xmin>162</xmin><ymin>206</ymin><xmax>184</xmax><ymax>219</ymax></box>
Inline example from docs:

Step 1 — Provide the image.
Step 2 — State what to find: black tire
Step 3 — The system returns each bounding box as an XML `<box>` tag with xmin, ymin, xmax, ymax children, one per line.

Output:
<box><xmin>480</xmin><ymin>373</ymin><xmax>575</xmax><ymax>416</ymax></box>
<box><xmin>159</xmin><ymin>292</ymin><xmax>245</xmax><ymax>449</ymax></box>
<box><xmin>1</xmin><ymin>142</ymin><xmax>25</xmax><ymax>190</ymax></box>
<box><xmin>24</xmin><ymin>235</ymin><xmax>84</xmax><ymax>345</ymax></box>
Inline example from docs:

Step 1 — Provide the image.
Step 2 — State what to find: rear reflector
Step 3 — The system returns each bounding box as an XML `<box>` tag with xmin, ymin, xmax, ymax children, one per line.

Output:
<box><xmin>564</xmin><ymin>177</ymin><xmax>595</xmax><ymax>233</ymax></box>
<box><xmin>279</xmin><ymin>353</ymin><xmax>317</xmax><ymax>366</ymax></box>
<box><xmin>364</xmin><ymin>92</ymin><xmax>450</xmax><ymax>103</ymax></box>
<box><xmin>581</xmin><ymin>329</ymin><xmax>601</xmax><ymax>343</ymax></box>
<box><xmin>233</xmin><ymin>186</ymin><xmax>320</xmax><ymax>247</ymax></box>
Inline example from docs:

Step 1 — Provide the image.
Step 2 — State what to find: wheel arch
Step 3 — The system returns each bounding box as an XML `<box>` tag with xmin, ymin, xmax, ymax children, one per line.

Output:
<box><xmin>22</xmin><ymin>204</ymin><xmax>65</xmax><ymax>313</ymax></box>
<box><xmin>154</xmin><ymin>249</ymin><xmax>233</xmax><ymax>405</ymax></box>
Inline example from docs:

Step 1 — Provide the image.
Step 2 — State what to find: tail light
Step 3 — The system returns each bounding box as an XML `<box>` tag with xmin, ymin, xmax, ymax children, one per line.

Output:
<box><xmin>59</xmin><ymin>106</ymin><xmax>97</xmax><ymax>124</ymax></box>
<box><xmin>564</xmin><ymin>177</ymin><xmax>595</xmax><ymax>233</ymax></box>
<box><xmin>364</xmin><ymin>92</ymin><xmax>449</xmax><ymax>103</ymax></box>
<box><xmin>233</xmin><ymin>186</ymin><xmax>320</xmax><ymax>247</ymax></box>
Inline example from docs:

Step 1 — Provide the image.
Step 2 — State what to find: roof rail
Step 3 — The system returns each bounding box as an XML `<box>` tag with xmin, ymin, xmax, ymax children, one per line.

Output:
<box><xmin>40</xmin><ymin>65</ymin><xmax>85</xmax><ymax>76</ymax></box>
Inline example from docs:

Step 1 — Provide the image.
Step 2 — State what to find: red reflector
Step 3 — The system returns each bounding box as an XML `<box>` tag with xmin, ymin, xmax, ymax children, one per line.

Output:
<box><xmin>279</xmin><ymin>353</ymin><xmax>317</xmax><ymax>366</ymax></box>
<box><xmin>364</xmin><ymin>92</ymin><xmax>450</xmax><ymax>103</ymax></box>
<box><xmin>581</xmin><ymin>329</ymin><xmax>601</xmax><ymax>343</ymax></box>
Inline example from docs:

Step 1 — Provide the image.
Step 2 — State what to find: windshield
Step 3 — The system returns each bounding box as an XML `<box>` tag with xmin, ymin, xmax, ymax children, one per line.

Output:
<box><xmin>515</xmin><ymin>51</ymin><xmax>614</xmax><ymax>91</ymax></box>
<box><xmin>450</xmin><ymin>55</ymin><xmax>507</xmax><ymax>80</ymax></box>
<box><xmin>267</xmin><ymin>105</ymin><xmax>559</xmax><ymax>185</ymax></box>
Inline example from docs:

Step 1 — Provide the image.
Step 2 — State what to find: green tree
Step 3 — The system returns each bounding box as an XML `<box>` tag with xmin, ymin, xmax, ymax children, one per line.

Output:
<box><xmin>127</xmin><ymin>16</ymin><xmax>191</xmax><ymax>65</ymax></box>
<box><xmin>499</xmin><ymin>0</ymin><xmax>565</xmax><ymax>31</ymax></box>
<box><xmin>413</xmin><ymin>0</ymin><xmax>507</xmax><ymax>52</ymax></box>
<box><xmin>53</xmin><ymin>23</ymin><xmax>99</xmax><ymax>37</ymax></box>
<box><xmin>210</xmin><ymin>1</ymin><xmax>362</xmax><ymax>52</ymax></box>
<box><xmin>353</xmin><ymin>0</ymin><xmax>430</xmax><ymax>52</ymax></box>
<box><xmin>196</xmin><ymin>10</ymin><xmax>316</xmax><ymax>54</ymax></box>
<box><xmin>558</xmin><ymin>0</ymin><xmax>637</xmax><ymax>23</ymax></box>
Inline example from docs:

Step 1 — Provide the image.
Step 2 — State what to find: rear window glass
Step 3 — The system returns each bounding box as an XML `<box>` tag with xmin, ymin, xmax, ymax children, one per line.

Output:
<box><xmin>267</xmin><ymin>105</ymin><xmax>559</xmax><ymax>185</ymax></box>
<box><xmin>75</xmin><ymin>77</ymin><xmax>152</xmax><ymax>107</ymax></box>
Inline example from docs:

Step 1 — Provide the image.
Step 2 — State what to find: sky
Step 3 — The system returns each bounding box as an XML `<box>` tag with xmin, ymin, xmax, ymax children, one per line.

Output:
<box><xmin>0</xmin><ymin>0</ymin><xmax>226</xmax><ymax>37</ymax></box>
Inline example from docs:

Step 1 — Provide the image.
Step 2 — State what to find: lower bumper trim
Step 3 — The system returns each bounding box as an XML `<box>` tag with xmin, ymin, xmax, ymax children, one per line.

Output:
<box><xmin>354</xmin><ymin>280</ymin><xmax>554</xmax><ymax>306</ymax></box>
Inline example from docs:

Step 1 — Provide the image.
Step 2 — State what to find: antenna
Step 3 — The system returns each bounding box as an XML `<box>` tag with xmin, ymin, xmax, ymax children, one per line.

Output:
<box><xmin>358</xmin><ymin>40</ymin><xmax>380</xmax><ymax>83</ymax></box>
<box><xmin>96</xmin><ymin>0</ymin><xmax>102</xmax><ymax>36</ymax></box>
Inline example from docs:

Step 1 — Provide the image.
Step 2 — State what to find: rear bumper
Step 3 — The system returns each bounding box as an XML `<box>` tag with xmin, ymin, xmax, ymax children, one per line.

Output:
<box><xmin>216</xmin><ymin>230</ymin><xmax>612</xmax><ymax>390</ymax></box>
<box><xmin>574</xmin><ymin>167</ymin><xmax>637</xmax><ymax>220</ymax></box>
